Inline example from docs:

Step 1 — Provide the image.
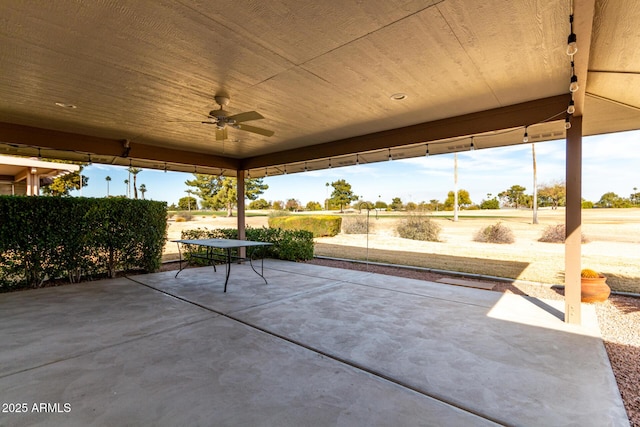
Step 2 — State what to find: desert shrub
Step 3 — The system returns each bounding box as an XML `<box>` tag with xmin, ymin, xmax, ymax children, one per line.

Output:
<box><xmin>342</xmin><ymin>216</ymin><xmax>375</xmax><ymax>234</ymax></box>
<box><xmin>581</xmin><ymin>268</ymin><xmax>600</xmax><ymax>278</ymax></box>
<box><xmin>396</xmin><ymin>214</ymin><xmax>441</xmax><ymax>242</ymax></box>
<box><xmin>176</xmin><ymin>212</ymin><xmax>193</xmax><ymax>221</ymax></box>
<box><xmin>538</xmin><ymin>224</ymin><xmax>589</xmax><ymax>243</ymax></box>
<box><xmin>473</xmin><ymin>222</ymin><xmax>515</xmax><ymax>244</ymax></box>
<box><xmin>268</xmin><ymin>215</ymin><xmax>341</xmax><ymax>237</ymax></box>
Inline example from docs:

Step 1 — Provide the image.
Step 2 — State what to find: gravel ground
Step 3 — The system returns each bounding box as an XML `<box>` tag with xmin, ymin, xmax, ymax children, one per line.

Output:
<box><xmin>307</xmin><ymin>258</ymin><xmax>640</xmax><ymax>426</ymax></box>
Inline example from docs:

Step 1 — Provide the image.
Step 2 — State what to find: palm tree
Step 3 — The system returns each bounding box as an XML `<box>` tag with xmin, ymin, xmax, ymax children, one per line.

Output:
<box><xmin>105</xmin><ymin>175</ymin><xmax>111</xmax><ymax>197</ymax></box>
<box><xmin>128</xmin><ymin>167</ymin><xmax>142</xmax><ymax>199</ymax></box>
<box><xmin>139</xmin><ymin>184</ymin><xmax>147</xmax><ymax>200</ymax></box>
<box><xmin>124</xmin><ymin>179</ymin><xmax>129</xmax><ymax>197</ymax></box>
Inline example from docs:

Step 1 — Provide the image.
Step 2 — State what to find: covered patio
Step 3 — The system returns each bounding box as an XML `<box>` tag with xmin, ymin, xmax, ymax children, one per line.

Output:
<box><xmin>2</xmin><ymin>1</ymin><xmax>640</xmax><ymax>326</ymax></box>
<box><xmin>0</xmin><ymin>261</ymin><xmax>628</xmax><ymax>426</ymax></box>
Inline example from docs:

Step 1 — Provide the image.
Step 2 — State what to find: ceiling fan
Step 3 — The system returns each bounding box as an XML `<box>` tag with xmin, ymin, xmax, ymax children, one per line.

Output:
<box><xmin>202</xmin><ymin>95</ymin><xmax>274</xmax><ymax>140</ymax></box>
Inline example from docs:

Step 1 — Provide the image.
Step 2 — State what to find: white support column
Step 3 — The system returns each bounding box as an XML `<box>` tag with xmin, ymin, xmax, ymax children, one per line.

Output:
<box><xmin>565</xmin><ymin>116</ymin><xmax>582</xmax><ymax>324</ymax></box>
<box><xmin>237</xmin><ymin>170</ymin><xmax>246</xmax><ymax>258</ymax></box>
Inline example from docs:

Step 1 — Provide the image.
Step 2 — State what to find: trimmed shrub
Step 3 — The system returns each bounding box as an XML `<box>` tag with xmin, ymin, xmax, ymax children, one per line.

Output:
<box><xmin>267</xmin><ymin>215</ymin><xmax>341</xmax><ymax>237</ymax></box>
<box><xmin>473</xmin><ymin>222</ymin><xmax>515</xmax><ymax>244</ymax></box>
<box><xmin>342</xmin><ymin>216</ymin><xmax>374</xmax><ymax>234</ymax></box>
<box><xmin>538</xmin><ymin>224</ymin><xmax>589</xmax><ymax>243</ymax></box>
<box><xmin>0</xmin><ymin>196</ymin><xmax>167</xmax><ymax>291</ymax></box>
<box><xmin>396</xmin><ymin>214</ymin><xmax>441</xmax><ymax>242</ymax></box>
<box><xmin>181</xmin><ymin>227</ymin><xmax>314</xmax><ymax>261</ymax></box>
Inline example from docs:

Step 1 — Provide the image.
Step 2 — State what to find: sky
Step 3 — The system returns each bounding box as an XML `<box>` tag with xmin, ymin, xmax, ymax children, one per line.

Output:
<box><xmin>72</xmin><ymin>129</ymin><xmax>640</xmax><ymax>207</ymax></box>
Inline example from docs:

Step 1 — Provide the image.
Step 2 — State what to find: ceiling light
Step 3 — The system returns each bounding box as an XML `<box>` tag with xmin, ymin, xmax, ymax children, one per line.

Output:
<box><xmin>567</xmin><ymin>100</ymin><xmax>575</xmax><ymax>114</ymax></box>
<box><xmin>55</xmin><ymin>102</ymin><xmax>77</xmax><ymax>109</ymax></box>
<box><xmin>565</xmin><ymin>115</ymin><xmax>572</xmax><ymax>130</ymax></box>
<box><xmin>390</xmin><ymin>93</ymin><xmax>407</xmax><ymax>101</ymax></box>
<box><xmin>523</xmin><ymin>128</ymin><xmax>529</xmax><ymax>143</ymax></box>
<box><xmin>425</xmin><ymin>145</ymin><xmax>429</xmax><ymax>157</ymax></box>
<box><xmin>470</xmin><ymin>137</ymin><xmax>475</xmax><ymax>151</ymax></box>
<box><xmin>356</xmin><ymin>154</ymin><xmax>359</xmax><ymax>165</ymax></box>
<box><xmin>388</xmin><ymin>149</ymin><xmax>392</xmax><ymax>161</ymax></box>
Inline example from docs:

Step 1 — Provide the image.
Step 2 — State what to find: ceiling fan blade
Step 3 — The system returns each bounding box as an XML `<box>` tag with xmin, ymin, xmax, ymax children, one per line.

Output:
<box><xmin>236</xmin><ymin>123</ymin><xmax>275</xmax><ymax>137</ymax></box>
<box><xmin>227</xmin><ymin>111</ymin><xmax>264</xmax><ymax>123</ymax></box>
<box><xmin>215</xmin><ymin>128</ymin><xmax>228</xmax><ymax>141</ymax></box>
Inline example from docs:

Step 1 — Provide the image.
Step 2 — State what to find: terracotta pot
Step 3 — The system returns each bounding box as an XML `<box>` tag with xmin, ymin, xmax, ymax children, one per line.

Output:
<box><xmin>581</xmin><ymin>275</ymin><xmax>611</xmax><ymax>303</ymax></box>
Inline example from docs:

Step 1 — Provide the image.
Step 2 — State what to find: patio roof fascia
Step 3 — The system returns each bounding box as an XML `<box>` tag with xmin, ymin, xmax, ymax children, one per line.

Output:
<box><xmin>239</xmin><ymin>94</ymin><xmax>572</xmax><ymax>171</ymax></box>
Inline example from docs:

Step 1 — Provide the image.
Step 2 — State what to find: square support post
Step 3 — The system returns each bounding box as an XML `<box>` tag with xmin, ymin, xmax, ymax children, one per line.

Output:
<box><xmin>237</xmin><ymin>169</ymin><xmax>246</xmax><ymax>259</ymax></box>
<box><xmin>565</xmin><ymin>116</ymin><xmax>582</xmax><ymax>324</ymax></box>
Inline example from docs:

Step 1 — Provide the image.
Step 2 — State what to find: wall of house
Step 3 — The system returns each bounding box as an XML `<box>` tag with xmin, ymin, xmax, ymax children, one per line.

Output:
<box><xmin>0</xmin><ymin>181</ymin><xmax>27</xmax><ymax>196</ymax></box>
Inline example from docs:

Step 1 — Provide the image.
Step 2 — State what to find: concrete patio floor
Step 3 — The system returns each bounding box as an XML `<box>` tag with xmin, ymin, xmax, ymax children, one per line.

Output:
<box><xmin>0</xmin><ymin>260</ymin><xmax>629</xmax><ymax>426</ymax></box>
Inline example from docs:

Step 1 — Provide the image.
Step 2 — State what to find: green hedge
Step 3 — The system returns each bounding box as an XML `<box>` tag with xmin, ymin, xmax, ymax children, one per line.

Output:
<box><xmin>0</xmin><ymin>196</ymin><xmax>167</xmax><ymax>291</ymax></box>
<box><xmin>180</xmin><ymin>227</ymin><xmax>314</xmax><ymax>261</ymax></box>
<box><xmin>267</xmin><ymin>215</ymin><xmax>341</xmax><ymax>237</ymax></box>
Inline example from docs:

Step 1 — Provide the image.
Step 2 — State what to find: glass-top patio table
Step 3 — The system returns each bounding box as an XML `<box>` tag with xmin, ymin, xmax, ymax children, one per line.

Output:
<box><xmin>173</xmin><ymin>239</ymin><xmax>273</xmax><ymax>292</ymax></box>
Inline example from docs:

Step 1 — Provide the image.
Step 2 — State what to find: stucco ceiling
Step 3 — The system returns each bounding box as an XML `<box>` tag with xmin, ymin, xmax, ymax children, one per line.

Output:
<box><xmin>1</xmin><ymin>0</ymin><xmax>639</xmax><ymax>177</ymax></box>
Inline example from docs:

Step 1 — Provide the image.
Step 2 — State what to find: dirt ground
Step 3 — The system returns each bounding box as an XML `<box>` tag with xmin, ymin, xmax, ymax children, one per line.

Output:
<box><xmin>164</xmin><ymin>208</ymin><xmax>640</xmax><ymax>293</ymax></box>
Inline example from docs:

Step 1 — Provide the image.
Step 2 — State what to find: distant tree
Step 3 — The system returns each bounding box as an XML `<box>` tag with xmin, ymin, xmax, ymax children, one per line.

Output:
<box><xmin>178</xmin><ymin>196</ymin><xmax>198</xmax><ymax>210</ymax></box>
<box><xmin>185</xmin><ymin>174</ymin><xmax>268</xmax><ymax>216</ymax></box>
<box><xmin>272</xmin><ymin>200</ymin><xmax>284</xmax><ymax>211</ymax></box>
<box><xmin>124</xmin><ymin>179</ymin><xmax>129</xmax><ymax>197</ymax></box>
<box><xmin>538</xmin><ymin>181</ymin><xmax>566</xmax><ymax>209</ymax></box>
<box><xmin>329</xmin><ymin>179</ymin><xmax>358</xmax><ymax>213</ymax></box>
<box><xmin>139</xmin><ymin>184</ymin><xmax>147</xmax><ymax>200</ymax></box>
<box><xmin>374</xmin><ymin>200</ymin><xmax>388</xmax><ymax>210</ymax></box>
<box><xmin>596</xmin><ymin>192</ymin><xmax>631</xmax><ymax>208</ymax></box>
<box><xmin>128</xmin><ymin>167</ymin><xmax>142</xmax><ymax>199</ymax></box>
<box><xmin>444</xmin><ymin>189</ymin><xmax>472</xmax><ymax>210</ymax></box>
<box><xmin>424</xmin><ymin>199</ymin><xmax>442</xmax><ymax>211</ymax></box>
<box><xmin>248</xmin><ymin>198</ymin><xmax>271</xmax><ymax>210</ymax></box>
<box><xmin>306</xmin><ymin>201</ymin><xmax>323</xmax><ymax>211</ymax></box>
<box><xmin>480</xmin><ymin>197</ymin><xmax>500</xmax><ymax>209</ymax></box>
<box><xmin>630</xmin><ymin>187</ymin><xmax>640</xmax><ymax>206</ymax></box>
<box><xmin>498</xmin><ymin>185</ymin><xmax>527</xmax><ymax>209</ymax></box>
<box><xmin>406</xmin><ymin>201</ymin><xmax>418</xmax><ymax>211</ymax></box>
<box><xmin>285</xmin><ymin>198</ymin><xmax>301</xmax><ymax>211</ymax></box>
<box><xmin>105</xmin><ymin>175</ymin><xmax>111</xmax><ymax>197</ymax></box>
<box><xmin>390</xmin><ymin>197</ymin><xmax>403</xmax><ymax>211</ymax></box>
<box><xmin>41</xmin><ymin>162</ymin><xmax>88</xmax><ymax>197</ymax></box>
